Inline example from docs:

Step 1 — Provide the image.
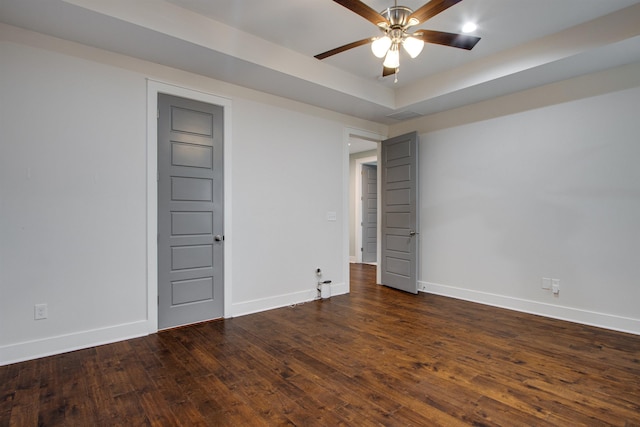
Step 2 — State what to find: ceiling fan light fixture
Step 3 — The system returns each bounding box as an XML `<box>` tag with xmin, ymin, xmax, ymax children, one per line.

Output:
<box><xmin>402</xmin><ymin>36</ymin><xmax>424</xmax><ymax>58</ymax></box>
<box><xmin>314</xmin><ymin>0</ymin><xmax>481</xmax><ymax>80</ymax></box>
<box><xmin>371</xmin><ymin>36</ymin><xmax>392</xmax><ymax>58</ymax></box>
<box><xmin>383</xmin><ymin>44</ymin><xmax>400</xmax><ymax>69</ymax></box>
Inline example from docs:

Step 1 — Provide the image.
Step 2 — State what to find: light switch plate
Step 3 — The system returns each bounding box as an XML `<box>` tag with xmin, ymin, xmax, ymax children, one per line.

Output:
<box><xmin>35</xmin><ymin>303</ymin><xmax>48</xmax><ymax>320</ymax></box>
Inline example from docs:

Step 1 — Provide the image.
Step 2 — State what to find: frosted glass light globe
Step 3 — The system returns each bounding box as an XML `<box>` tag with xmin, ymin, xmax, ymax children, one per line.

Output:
<box><xmin>402</xmin><ymin>36</ymin><xmax>424</xmax><ymax>58</ymax></box>
<box><xmin>383</xmin><ymin>47</ymin><xmax>400</xmax><ymax>69</ymax></box>
<box><xmin>371</xmin><ymin>36</ymin><xmax>392</xmax><ymax>58</ymax></box>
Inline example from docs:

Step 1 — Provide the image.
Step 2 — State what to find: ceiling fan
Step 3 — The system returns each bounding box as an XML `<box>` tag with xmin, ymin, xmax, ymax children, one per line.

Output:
<box><xmin>315</xmin><ymin>0</ymin><xmax>481</xmax><ymax>79</ymax></box>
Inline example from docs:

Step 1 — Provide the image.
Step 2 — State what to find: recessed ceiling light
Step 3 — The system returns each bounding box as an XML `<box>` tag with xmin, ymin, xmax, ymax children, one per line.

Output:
<box><xmin>462</xmin><ymin>22</ymin><xmax>477</xmax><ymax>33</ymax></box>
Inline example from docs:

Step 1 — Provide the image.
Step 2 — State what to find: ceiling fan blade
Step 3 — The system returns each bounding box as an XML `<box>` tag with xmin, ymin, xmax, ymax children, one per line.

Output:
<box><xmin>332</xmin><ymin>0</ymin><xmax>389</xmax><ymax>27</ymax></box>
<box><xmin>408</xmin><ymin>0</ymin><xmax>463</xmax><ymax>24</ymax></box>
<box><xmin>414</xmin><ymin>29</ymin><xmax>481</xmax><ymax>50</ymax></box>
<box><xmin>315</xmin><ymin>37</ymin><xmax>374</xmax><ymax>60</ymax></box>
<box><xmin>382</xmin><ymin>66</ymin><xmax>397</xmax><ymax>77</ymax></box>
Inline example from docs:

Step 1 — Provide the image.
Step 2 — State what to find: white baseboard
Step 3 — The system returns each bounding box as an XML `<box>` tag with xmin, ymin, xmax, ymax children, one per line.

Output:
<box><xmin>231</xmin><ymin>282</ymin><xmax>348</xmax><ymax>318</ymax></box>
<box><xmin>330</xmin><ymin>281</ymin><xmax>349</xmax><ymax>297</ymax></box>
<box><xmin>349</xmin><ymin>256</ymin><xmax>357</xmax><ymax>263</ymax></box>
<box><xmin>0</xmin><ymin>320</ymin><xmax>149</xmax><ymax>366</ymax></box>
<box><xmin>421</xmin><ymin>281</ymin><xmax>640</xmax><ymax>336</ymax></box>
<box><xmin>1</xmin><ymin>282</ymin><xmax>352</xmax><ymax>365</ymax></box>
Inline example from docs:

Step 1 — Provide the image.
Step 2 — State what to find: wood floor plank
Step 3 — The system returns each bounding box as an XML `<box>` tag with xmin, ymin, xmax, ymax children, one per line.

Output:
<box><xmin>78</xmin><ymin>357</ymin><xmax>119</xmax><ymax>426</ymax></box>
<box><xmin>0</xmin><ymin>363</ymin><xmax>18</xmax><ymax>427</ymax></box>
<box><xmin>138</xmin><ymin>389</ymin><xmax>185</xmax><ymax>427</ymax></box>
<box><xmin>37</xmin><ymin>356</ymin><xmax>66</xmax><ymax>426</ymax></box>
<box><xmin>6</xmin><ymin>360</ymin><xmax>40</xmax><ymax>427</ymax></box>
<box><xmin>61</xmin><ymin>349</ymin><xmax>97</xmax><ymax>426</ymax></box>
<box><xmin>1</xmin><ymin>263</ymin><xmax>639</xmax><ymax>426</ymax></box>
<box><xmin>111</xmin><ymin>391</ymin><xmax>151</xmax><ymax>426</ymax></box>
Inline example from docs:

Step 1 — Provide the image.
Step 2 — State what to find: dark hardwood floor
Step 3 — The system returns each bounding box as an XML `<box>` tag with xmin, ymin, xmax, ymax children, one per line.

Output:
<box><xmin>2</xmin><ymin>263</ymin><xmax>639</xmax><ymax>426</ymax></box>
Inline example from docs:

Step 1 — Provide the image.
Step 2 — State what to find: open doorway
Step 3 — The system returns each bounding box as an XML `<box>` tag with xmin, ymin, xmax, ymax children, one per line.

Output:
<box><xmin>348</xmin><ymin>135</ymin><xmax>379</xmax><ymax>265</ymax></box>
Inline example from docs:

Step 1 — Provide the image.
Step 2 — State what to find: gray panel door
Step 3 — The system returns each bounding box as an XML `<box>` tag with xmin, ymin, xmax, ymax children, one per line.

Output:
<box><xmin>361</xmin><ymin>164</ymin><xmax>377</xmax><ymax>263</ymax></box>
<box><xmin>381</xmin><ymin>132</ymin><xmax>419</xmax><ymax>294</ymax></box>
<box><xmin>158</xmin><ymin>94</ymin><xmax>224</xmax><ymax>329</ymax></box>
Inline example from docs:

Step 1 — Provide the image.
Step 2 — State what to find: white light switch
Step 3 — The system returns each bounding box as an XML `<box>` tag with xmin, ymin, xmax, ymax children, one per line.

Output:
<box><xmin>326</xmin><ymin>211</ymin><xmax>337</xmax><ymax>221</ymax></box>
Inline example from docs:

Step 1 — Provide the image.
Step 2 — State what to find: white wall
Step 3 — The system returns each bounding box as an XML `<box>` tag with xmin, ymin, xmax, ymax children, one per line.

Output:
<box><xmin>0</xmin><ymin>25</ymin><xmax>386</xmax><ymax>364</ymax></box>
<box><xmin>230</xmin><ymin>97</ymin><xmax>346</xmax><ymax>313</ymax></box>
<box><xmin>416</xmin><ymin>84</ymin><xmax>640</xmax><ymax>333</ymax></box>
<box><xmin>0</xmin><ymin>41</ymin><xmax>150</xmax><ymax>361</ymax></box>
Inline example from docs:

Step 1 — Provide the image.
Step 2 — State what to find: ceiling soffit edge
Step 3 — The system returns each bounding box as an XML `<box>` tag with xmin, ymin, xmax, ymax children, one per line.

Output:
<box><xmin>61</xmin><ymin>0</ymin><xmax>396</xmax><ymax>108</ymax></box>
<box><xmin>394</xmin><ymin>2</ymin><xmax>640</xmax><ymax>111</ymax></box>
<box><xmin>388</xmin><ymin>60</ymin><xmax>640</xmax><ymax>137</ymax></box>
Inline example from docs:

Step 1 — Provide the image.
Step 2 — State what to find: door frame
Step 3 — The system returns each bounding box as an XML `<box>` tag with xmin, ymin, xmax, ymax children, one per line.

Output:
<box><xmin>146</xmin><ymin>79</ymin><xmax>232</xmax><ymax>333</ymax></box>
<box><xmin>343</xmin><ymin>128</ymin><xmax>385</xmax><ymax>288</ymax></box>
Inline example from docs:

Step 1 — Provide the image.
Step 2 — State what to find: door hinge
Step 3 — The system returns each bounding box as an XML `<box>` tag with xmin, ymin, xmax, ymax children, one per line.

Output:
<box><xmin>157</xmin><ymin>295</ymin><xmax>159</xmax><ymax>305</ymax></box>
<box><xmin>360</xmin><ymin>247</ymin><xmax>363</xmax><ymax>252</ymax></box>
<box><xmin>157</xmin><ymin>108</ymin><xmax>160</xmax><ymax>119</ymax></box>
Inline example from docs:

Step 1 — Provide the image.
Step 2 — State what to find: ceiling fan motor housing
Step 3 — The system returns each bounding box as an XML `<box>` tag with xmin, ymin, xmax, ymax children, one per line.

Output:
<box><xmin>380</xmin><ymin>6</ymin><xmax>418</xmax><ymax>28</ymax></box>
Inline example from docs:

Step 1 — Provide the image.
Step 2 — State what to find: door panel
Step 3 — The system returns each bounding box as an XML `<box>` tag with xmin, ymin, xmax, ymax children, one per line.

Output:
<box><xmin>171</xmin><ymin>177</ymin><xmax>213</xmax><ymax>201</ymax></box>
<box><xmin>381</xmin><ymin>132</ymin><xmax>419</xmax><ymax>294</ymax></box>
<box><xmin>158</xmin><ymin>94</ymin><xmax>224</xmax><ymax>329</ymax></box>
<box><xmin>361</xmin><ymin>164</ymin><xmax>377</xmax><ymax>263</ymax></box>
<box><xmin>172</xmin><ymin>277</ymin><xmax>214</xmax><ymax>305</ymax></box>
<box><xmin>171</xmin><ymin>212</ymin><xmax>213</xmax><ymax>235</ymax></box>
<box><xmin>171</xmin><ymin>143</ymin><xmax>213</xmax><ymax>169</ymax></box>
<box><xmin>171</xmin><ymin>245</ymin><xmax>213</xmax><ymax>270</ymax></box>
<box><xmin>171</xmin><ymin>107</ymin><xmax>213</xmax><ymax>135</ymax></box>
<box><xmin>386</xmin><ymin>257</ymin><xmax>411</xmax><ymax>276</ymax></box>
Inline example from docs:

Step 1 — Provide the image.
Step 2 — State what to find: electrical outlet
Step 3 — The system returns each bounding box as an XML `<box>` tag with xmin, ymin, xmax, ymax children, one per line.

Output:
<box><xmin>34</xmin><ymin>303</ymin><xmax>48</xmax><ymax>320</ymax></box>
<box><xmin>552</xmin><ymin>279</ymin><xmax>560</xmax><ymax>295</ymax></box>
<box><xmin>542</xmin><ymin>278</ymin><xmax>552</xmax><ymax>289</ymax></box>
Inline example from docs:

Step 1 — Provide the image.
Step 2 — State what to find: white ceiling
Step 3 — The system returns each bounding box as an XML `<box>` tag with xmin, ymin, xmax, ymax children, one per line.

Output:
<box><xmin>2</xmin><ymin>0</ymin><xmax>640</xmax><ymax>124</ymax></box>
<box><xmin>349</xmin><ymin>136</ymin><xmax>378</xmax><ymax>154</ymax></box>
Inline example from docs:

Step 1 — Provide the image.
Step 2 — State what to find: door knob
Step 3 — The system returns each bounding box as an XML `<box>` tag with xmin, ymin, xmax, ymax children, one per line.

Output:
<box><xmin>214</xmin><ymin>235</ymin><xmax>224</xmax><ymax>241</ymax></box>
<box><xmin>409</xmin><ymin>230</ymin><xmax>419</xmax><ymax>236</ymax></box>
